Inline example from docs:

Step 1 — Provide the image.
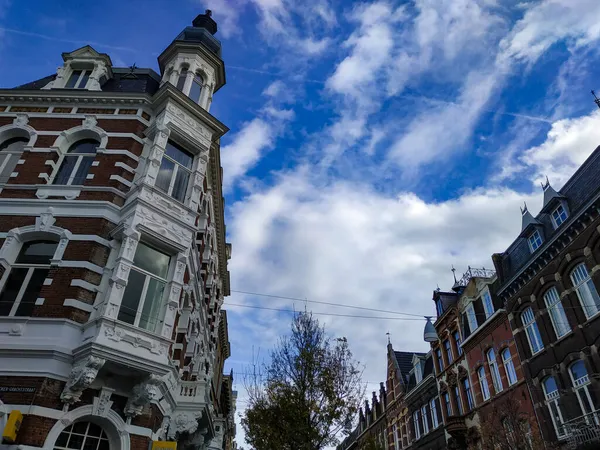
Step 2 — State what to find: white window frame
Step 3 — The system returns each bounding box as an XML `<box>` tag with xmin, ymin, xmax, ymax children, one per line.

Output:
<box><xmin>522</xmin><ymin>307</ymin><xmax>544</xmax><ymax>355</ymax></box>
<box><xmin>528</xmin><ymin>229</ymin><xmax>543</xmax><ymax>252</ymax></box>
<box><xmin>551</xmin><ymin>203</ymin><xmax>568</xmax><ymax>228</ymax></box>
<box><xmin>454</xmin><ymin>385</ymin><xmax>463</xmax><ymax>415</ymax></box>
<box><xmin>421</xmin><ymin>405</ymin><xmax>429</xmax><ymax>434</ymax></box>
<box><xmin>570</xmin><ymin>263</ymin><xmax>600</xmax><ymax>319</ymax></box>
<box><xmin>413</xmin><ymin>410</ymin><xmax>421</xmax><ymax>440</ymax></box>
<box><xmin>65</xmin><ymin>69</ymin><xmax>91</xmax><ymax>89</ymax></box>
<box><xmin>463</xmin><ymin>377</ymin><xmax>474</xmax><ymax>410</ymax></box>
<box><xmin>393</xmin><ymin>423</ymin><xmax>400</xmax><ymax>450</ymax></box>
<box><xmin>482</xmin><ymin>288</ymin><xmax>494</xmax><ymax>319</ymax></box>
<box><xmin>478</xmin><ymin>366</ymin><xmax>490</xmax><ymax>401</ymax></box>
<box><xmin>53</xmin><ymin>140</ymin><xmax>98</xmax><ymax>186</ymax></box>
<box><xmin>436</xmin><ymin>348</ymin><xmax>444</xmax><ymax>373</ymax></box>
<box><xmin>542</xmin><ymin>377</ymin><xmax>566</xmax><ymax>439</ymax></box>
<box><xmin>543</xmin><ymin>287</ymin><xmax>570</xmax><ymax>338</ymax></box>
<box><xmin>430</xmin><ymin>398</ymin><xmax>439</xmax><ymax>428</ymax></box>
<box><xmin>466</xmin><ymin>302</ymin><xmax>478</xmax><ymax>333</ymax></box>
<box><xmin>487</xmin><ymin>348</ymin><xmax>503</xmax><ymax>394</ymax></box>
<box><xmin>569</xmin><ymin>361</ymin><xmax>599</xmax><ymax>425</ymax></box>
<box><xmin>0</xmin><ymin>137</ymin><xmax>28</xmax><ymax>183</ymax></box>
<box><xmin>502</xmin><ymin>348</ymin><xmax>518</xmax><ymax>386</ymax></box>
<box><xmin>156</xmin><ymin>141</ymin><xmax>193</xmax><ymax>203</ymax></box>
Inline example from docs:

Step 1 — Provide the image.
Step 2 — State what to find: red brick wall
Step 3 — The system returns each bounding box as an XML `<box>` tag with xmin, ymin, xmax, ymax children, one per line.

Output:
<box><xmin>16</xmin><ymin>415</ymin><xmax>57</xmax><ymax>446</ymax></box>
<box><xmin>130</xmin><ymin>434</ymin><xmax>151</xmax><ymax>450</ymax></box>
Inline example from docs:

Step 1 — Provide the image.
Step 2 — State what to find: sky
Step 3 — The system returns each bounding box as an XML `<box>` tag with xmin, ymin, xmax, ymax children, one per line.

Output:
<box><xmin>2</xmin><ymin>0</ymin><xmax>600</xmax><ymax>447</ymax></box>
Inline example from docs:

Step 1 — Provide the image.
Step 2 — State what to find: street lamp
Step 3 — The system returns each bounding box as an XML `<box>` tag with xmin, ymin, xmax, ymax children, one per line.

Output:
<box><xmin>423</xmin><ymin>316</ymin><xmax>438</xmax><ymax>343</ymax></box>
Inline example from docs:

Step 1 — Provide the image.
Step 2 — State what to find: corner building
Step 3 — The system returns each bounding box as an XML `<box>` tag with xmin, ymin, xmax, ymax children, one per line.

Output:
<box><xmin>0</xmin><ymin>10</ymin><xmax>235</xmax><ymax>450</ymax></box>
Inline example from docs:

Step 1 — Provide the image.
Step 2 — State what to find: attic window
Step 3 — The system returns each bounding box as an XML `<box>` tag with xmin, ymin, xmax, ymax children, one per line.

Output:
<box><xmin>414</xmin><ymin>360</ymin><xmax>422</xmax><ymax>383</ymax></box>
<box><xmin>528</xmin><ymin>229</ymin><xmax>543</xmax><ymax>252</ymax></box>
<box><xmin>551</xmin><ymin>204</ymin><xmax>568</xmax><ymax>228</ymax></box>
<box><xmin>66</xmin><ymin>69</ymin><xmax>90</xmax><ymax>89</ymax></box>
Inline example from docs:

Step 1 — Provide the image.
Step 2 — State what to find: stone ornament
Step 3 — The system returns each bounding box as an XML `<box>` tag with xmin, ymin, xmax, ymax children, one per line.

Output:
<box><xmin>167</xmin><ymin>411</ymin><xmax>202</xmax><ymax>439</ymax></box>
<box><xmin>92</xmin><ymin>387</ymin><xmax>115</xmax><ymax>417</ymax></box>
<box><xmin>125</xmin><ymin>374</ymin><xmax>162</xmax><ymax>418</ymax></box>
<box><xmin>61</xmin><ymin>356</ymin><xmax>106</xmax><ymax>404</ymax></box>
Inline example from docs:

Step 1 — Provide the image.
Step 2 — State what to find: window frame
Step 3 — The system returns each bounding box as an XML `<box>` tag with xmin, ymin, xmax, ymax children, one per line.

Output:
<box><xmin>570</xmin><ymin>263</ymin><xmax>600</xmax><ymax>319</ymax></box>
<box><xmin>521</xmin><ymin>307</ymin><xmax>544</xmax><ymax>355</ymax></box>
<box><xmin>478</xmin><ymin>366</ymin><xmax>490</xmax><ymax>401</ymax></box>
<box><xmin>568</xmin><ymin>361</ymin><xmax>599</xmax><ymax>425</ymax></box>
<box><xmin>53</xmin><ymin>139</ymin><xmax>99</xmax><ymax>186</ymax></box>
<box><xmin>453</xmin><ymin>330</ymin><xmax>463</xmax><ymax>356</ymax></box>
<box><xmin>543</xmin><ymin>286</ymin><xmax>571</xmax><ymax>339</ymax></box>
<box><xmin>393</xmin><ymin>423</ymin><xmax>400</xmax><ymax>450</ymax></box>
<box><xmin>465</xmin><ymin>302</ymin><xmax>478</xmax><ymax>333</ymax></box>
<box><xmin>487</xmin><ymin>348</ymin><xmax>504</xmax><ymax>394</ymax></box>
<box><xmin>501</xmin><ymin>348</ymin><xmax>518</xmax><ymax>386</ymax></box>
<box><xmin>542</xmin><ymin>377</ymin><xmax>566</xmax><ymax>439</ymax></box>
<box><xmin>413</xmin><ymin>410</ymin><xmax>421</xmax><ymax>440</ymax></box>
<box><xmin>435</xmin><ymin>347</ymin><xmax>444</xmax><ymax>373</ymax></box>
<box><xmin>0</xmin><ymin>136</ymin><xmax>28</xmax><ymax>183</ymax></box>
<box><xmin>481</xmin><ymin>288</ymin><xmax>494</xmax><ymax>319</ymax></box>
<box><xmin>551</xmin><ymin>203</ymin><xmax>568</xmax><ymax>228</ymax></box>
<box><xmin>65</xmin><ymin>69</ymin><xmax>91</xmax><ymax>89</ymax></box>
<box><xmin>420</xmin><ymin>405</ymin><xmax>429</xmax><ymax>434</ymax></box>
<box><xmin>155</xmin><ymin>140</ymin><xmax>194</xmax><ymax>203</ymax></box>
<box><xmin>444</xmin><ymin>339</ymin><xmax>453</xmax><ymax>365</ymax></box>
<box><xmin>53</xmin><ymin>421</ymin><xmax>110</xmax><ymax>450</ymax></box>
<box><xmin>453</xmin><ymin>385</ymin><xmax>463</xmax><ymax>415</ymax></box>
<box><xmin>430</xmin><ymin>398</ymin><xmax>439</xmax><ymax>428</ymax></box>
<box><xmin>528</xmin><ymin>229</ymin><xmax>543</xmax><ymax>252</ymax></box>
<box><xmin>414</xmin><ymin>360</ymin><xmax>422</xmax><ymax>384</ymax></box>
<box><xmin>463</xmin><ymin>377</ymin><xmax>474</xmax><ymax>410</ymax></box>
<box><xmin>443</xmin><ymin>391</ymin><xmax>452</xmax><ymax>417</ymax></box>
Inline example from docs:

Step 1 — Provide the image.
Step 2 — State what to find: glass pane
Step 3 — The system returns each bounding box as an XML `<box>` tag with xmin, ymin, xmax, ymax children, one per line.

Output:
<box><xmin>133</xmin><ymin>243</ymin><xmax>170</xmax><ymax>278</ymax></box>
<box><xmin>87</xmin><ymin>423</ymin><xmax>103</xmax><ymax>437</ymax></box>
<box><xmin>165</xmin><ymin>142</ymin><xmax>193</xmax><ymax>169</ymax></box>
<box><xmin>0</xmin><ymin>137</ymin><xmax>28</xmax><ymax>152</ymax></box>
<box><xmin>83</xmin><ymin>438</ymin><xmax>99</xmax><ymax>450</ymax></box>
<box><xmin>97</xmin><ymin>440</ymin><xmax>109</xmax><ymax>450</ymax></box>
<box><xmin>73</xmin><ymin>156</ymin><xmax>94</xmax><ymax>185</ymax></box>
<box><xmin>16</xmin><ymin>268</ymin><xmax>49</xmax><ymax>316</ymax></box>
<box><xmin>171</xmin><ymin>167</ymin><xmax>190</xmax><ymax>202</ymax></box>
<box><xmin>65</xmin><ymin>70</ymin><xmax>82</xmax><ymax>89</ymax></box>
<box><xmin>570</xmin><ymin>361</ymin><xmax>587</xmax><ymax>381</ymax></box>
<box><xmin>0</xmin><ymin>268</ymin><xmax>29</xmax><ymax>315</ymax></box>
<box><xmin>155</xmin><ymin>158</ymin><xmax>175</xmax><ymax>194</ymax></box>
<box><xmin>17</xmin><ymin>241</ymin><xmax>58</xmax><ymax>264</ymax></box>
<box><xmin>77</xmin><ymin>72</ymin><xmax>89</xmax><ymax>89</ymax></box>
<box><xmin>189</xmin><ymin>77</ymin><xmax>202</xmax><ymax>103</ymax></box>
<box><xmin>55</xmin><ymin>432</ymin><xmax>69</xmax><ymax>447</ymax></box>
<box><xmin>67</xmin><ymin>434</ymin><xmax>84</xmax><ymax>449</ymax></box>
<box><xmin>138</xmin><ymin>278</ymin><xmax>166</xmax><ymax>333</ymax></box>
<box><xmin>54</xmin><ymin>155</ymin><xmax>78</xmax><ymax>185</ymax></box>
<box><xmin>176</xmin><ymin>69</ymin><xmax>188</xmax><ymax>90</ymax></box>
<box><xmin>543</xmin><ymin>377</ymin><xmax>558</xmax><ymax>395</ymax></box>
<box><xmin>118</xmin><ymin>269</ymin><xmax>146</xmax><ymax>325</ymax></box>
<box><xmin>72</xmin><ymin>422</ymin><xmax>88</xmax><ymax>434</ymax></box>
<box><xmin>69</xmin><ymin>140</ymin><xmax>99</xmax><ymax>154</ymax></box>
<box><xmin>577</xmin><ymin>389</ymin><xmax>594</xmax><ymax>414</ymax></box>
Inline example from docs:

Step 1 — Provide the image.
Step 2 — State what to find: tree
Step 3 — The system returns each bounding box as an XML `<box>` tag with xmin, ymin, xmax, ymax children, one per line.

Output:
<box><xmin>242</xmin><ymin>312</ymin><xmax>364</xmax><ymax>450</ymax></box>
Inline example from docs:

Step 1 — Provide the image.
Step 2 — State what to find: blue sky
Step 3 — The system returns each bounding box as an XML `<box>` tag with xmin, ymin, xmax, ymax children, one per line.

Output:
<box><xmin>3</xmin><ymin>0</ymin><xmax>600</xmax><ymax>446</ymax></box>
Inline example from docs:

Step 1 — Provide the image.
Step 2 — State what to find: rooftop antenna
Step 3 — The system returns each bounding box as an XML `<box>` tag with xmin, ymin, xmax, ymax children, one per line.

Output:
<box><xmin>592</xmin><ymin>90</ymin><xmax>600</xmax><ymax>109</ymax></box>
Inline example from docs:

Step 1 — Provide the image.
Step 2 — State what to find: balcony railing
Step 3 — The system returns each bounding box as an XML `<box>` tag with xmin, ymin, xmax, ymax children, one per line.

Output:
<box><xmin>564</xmin><ymin>410</ymin><xmax>600</xmax><ymax>449</ymax></box>
<box><xmin>453</xmin><ymin>267</ymin><xmax>496</xmax><ymax>289</ymax></box>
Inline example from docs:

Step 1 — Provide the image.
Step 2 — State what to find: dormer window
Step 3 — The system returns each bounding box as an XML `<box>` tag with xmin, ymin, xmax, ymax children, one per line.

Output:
<box><xmin>414</xmin><ymin>360</ymin><xmax>422</xmax><ymax>383</ymax></box>
<box><xmin>551</xmin><ymin>204</ymin><xmax>568</xmax><ymax>228</ymax></box>
<box><xmin>528</xmin><ymin>229</ymin><xmax>543</xmax><ymax>252</ymax></box>
<box><xmin>481</xmin><ymin>288</ymin><xmax>494</xmax><ymax>319</ymax></box>
<box><xmin>65</xmin><ymin>69</ymin><xmax>91</xmax><ymax>89</ymax></box>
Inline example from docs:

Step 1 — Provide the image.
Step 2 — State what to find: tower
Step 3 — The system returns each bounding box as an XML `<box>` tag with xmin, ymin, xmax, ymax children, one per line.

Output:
<box><xmin>0</xmin><ymin>11</ymin><xmax>234</xmax><ymax>450</ymax></box>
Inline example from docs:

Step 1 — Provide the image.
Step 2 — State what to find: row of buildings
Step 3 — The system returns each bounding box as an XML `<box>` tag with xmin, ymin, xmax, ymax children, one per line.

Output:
<box><xmin>0</xmin><ymin>10</ymin><xmax>237</xmax><ymax>450</ymax></box>
<box><xmin>339</xmin><ymin>120</ymin><xmax>600</xmax><ymax>448</ymax></box>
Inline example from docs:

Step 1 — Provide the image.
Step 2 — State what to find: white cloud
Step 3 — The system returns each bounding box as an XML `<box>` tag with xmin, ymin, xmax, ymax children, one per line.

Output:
<box><xmin>200</xmin><ymin>0</ymin><xmax>246</xmax><ymax>38</ymax></box>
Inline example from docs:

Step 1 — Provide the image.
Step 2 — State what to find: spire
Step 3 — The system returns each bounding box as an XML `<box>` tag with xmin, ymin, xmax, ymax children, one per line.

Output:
<box><xmin>540</xmin><ymin>176</ymin><xmax>566</xmax><ymax>213</ymax></box>
<box><xmin>520</xmin><ymin>202</ymin><xmax>542</xmax><ymax>235</ymax></box>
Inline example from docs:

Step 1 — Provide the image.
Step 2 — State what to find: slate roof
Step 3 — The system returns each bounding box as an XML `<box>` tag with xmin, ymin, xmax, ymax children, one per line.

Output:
<box><xmin>394</xmin><ymin>350</ymin><xmax>426</xmax><ymax>385</ymax></box>
<box><xmin>497</xmin><ymin>145</ymin><xmax>600</xmax><ymax>288</ymax></box>
<box><xmin>11</xmin><ymin>68</ymin><xmax>161</xmax><ymax>95</ymax></box>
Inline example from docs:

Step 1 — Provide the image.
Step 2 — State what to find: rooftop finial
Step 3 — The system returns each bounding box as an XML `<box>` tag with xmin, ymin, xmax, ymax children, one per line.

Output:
<box><xmin>386</xmin><ymin>332</ymin><xmax>391</xmax><ymax>344</ymax></box>
<box><xmin>592</xmin><ymin>90</ymin><xmax>600</xmax><ymax>109</ymax></box>
<box><xmin>541</xmin><ymin>175</ymin><xmax>550</xmax><ymax>191</ymax></box>
<box><xmin>451</xmin><ymin>265</ymin><xmax>457</xmax><ymax>283</ymax></box>
<box><xmin>520</xmin><ymin>202</ymin><xmax>528</xmax><ymax>215</ymax></box>
<box><xmin>205</xmin><ymin>9</ymin><xmax>212</xmax><ymax>16</ymax></box>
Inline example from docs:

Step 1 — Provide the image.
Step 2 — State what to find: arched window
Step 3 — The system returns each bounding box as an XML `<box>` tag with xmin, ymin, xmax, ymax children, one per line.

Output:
<box><xmin>189</xmin><ymin>73</ymin><xmax>203</xmax><ymax>103</ymax></box>
<box><xmin>542</xmin><ymin>376</ymin><xmax>565</xmax><ymax>438</ymax></box>
<box><xmin>544</xmin><ymin>286</ymin><xmax>570</xmax><ymax>338</ymax></box>
<box><xmin>569</xmin><ymin>360</ymin><xmax>599</xmax><ymax>424</ymax></box>
<box><xmin>501</xmin><ymin>348</ymin><xmax>518</xmax><ymax>386</ymax></box>
<box><xmin>570</xmin><ymin>263</ymin><xmax>600</xmax><ymax>319</ymax></box>
<box><xmin>0</xmin><ymin>136</ymin><xmax>28</xmax><ymax>183</ymax></box>
<box><xmin>0</xmin><ymin>240</ymin><xmax>58</xmax><ymax>316</ymax></box>
<box><xmin>176</xmin><ymin>67</ymin><xmax>188</xmax><ymax>91</ymax></box>
<box><xmin>478</xmin><ymin>366</ymin><xmax>490</xmax><ymax>401</ymax></box>
<box><xmin>521</xmin><ymin>307</ymin><xmax>543</xmax><ymax>355</ymax></box>
<box><xmin>54</xmin><ymin>421</ymin><xmax>110</xmax><ymax>450</ymax></box>
<box><xmin>487</xmin><ymin>348</ymin><xmax>503</xmax><ymax>393</ymax></box>
<box><xmin>53</xmin><ymin>139</ymin><xmax>99</xmax><ymax>185</ymax></box>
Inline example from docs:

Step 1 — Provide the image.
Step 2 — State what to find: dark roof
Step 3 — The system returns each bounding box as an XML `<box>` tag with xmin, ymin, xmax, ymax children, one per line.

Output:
<box><xmin>11</xmin><ymin>68</ymin><xmax>161</xmax><ymax>95</ymax></box>
<box><xmin>433</xmin><ymin>290</ymin><xmax>458</xmax><ymax>317</ymax></box>
<box><xmin>540</xmin><ymin>181</ymin><xmax>566</xmax><ymax>213</ymax></box>
<box><xmin>497</xmin><ymin>146</ymin><xmax>600</xmax><ymax>288</ymax></box>
<box><xmin>394</xmin><ymin>351</ymin><xmax>425</xmax><ymax>381</ymax></box>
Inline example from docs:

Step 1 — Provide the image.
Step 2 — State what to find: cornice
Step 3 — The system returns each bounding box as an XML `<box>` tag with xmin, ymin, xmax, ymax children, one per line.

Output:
<box><xmin>209</xmin><ymin>140</ymin><xmax>230</xmax><ymax>297</ymax></box>
<box><xmin>0</xmin><ymin>89</ymin><xmax>152</xmax><ymax>105</ymax></box>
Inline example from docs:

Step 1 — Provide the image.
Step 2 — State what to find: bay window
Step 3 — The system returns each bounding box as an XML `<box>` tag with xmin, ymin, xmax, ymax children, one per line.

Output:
<box><xmin>521</xmin><ymin>307</ymin><xmax>544</xmax><ymax>355</ymax></box>
<box><xmin>0</xmin><ymin>240</ymin><xmax>57</xmax><ymax>316</ymax></box>
<box><xmin>53</xmin><ymin>139</ymin><xmax>98</xmax><ymax>185</ymax></box>
<box><xmin>569</xmin><ymin>360</ymin><xmax>599</xmax><ymax>424</ymax></box>
<box><xmin>542</xmin><ymin>377</ymin><xmax>566</xmax><ymax>439</ymax></box>
<box><xmin>487</xmin><ymin>348</ymin><xmax>503</xmax><ymax>393</ymax></box>
<box><xmin>502</xmin><ymin>348</ymin><xmax>518</xmax><ymax>386</ymax></box>
<box><xmin>543</xmin><ymin>286</ymin><xmax>570</xmax><ymax>338</ymax></box>
<box><xmin>570</xmin><ymin>263</ymin><xmax>600</xmax><ymax>319</ymax></box>
<box><xmin>155</xmin><ymin>140</ymin><xmax>193</xmax><ymax>203</ymax></box>
<box><xmin>118</xmin><ymin>242</ymin><xmax>171</xmax><ymax>333</ymax></box>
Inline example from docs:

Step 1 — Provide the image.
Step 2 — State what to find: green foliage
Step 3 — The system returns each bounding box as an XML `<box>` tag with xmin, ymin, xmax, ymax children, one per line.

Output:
<box><xmin>242</xmin><ymin>312</ymin><xmax>364</xmax><ymax>450</ymax></box>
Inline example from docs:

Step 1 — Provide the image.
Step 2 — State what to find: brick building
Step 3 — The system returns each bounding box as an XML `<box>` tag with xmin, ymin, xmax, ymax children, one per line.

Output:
<box><xmin>338</xmin><ymin>383</ymin><xmax>387</xmax><ymax>450</ymax></box>
<box><xmin>493</xmin><ymin>146</ymin><xmax>600</xmax><ymax>447</ymax></box>
<box><xmin>0</xmin><ymin>10</ymin><xmax>235</xmax><ymax>450</ymax></box>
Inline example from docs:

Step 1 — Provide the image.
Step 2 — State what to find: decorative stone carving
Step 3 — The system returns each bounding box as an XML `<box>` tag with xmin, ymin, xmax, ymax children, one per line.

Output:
<box><xmin>36</xmin><ymin>207</ymin><xmax>56</xmax><ymax>231</ymax></box>
<box><xmin>167</xmin><ymin>411</ymin><xmax>202</xmax><ymax>439</ymax></box>
<box><xmin>82</xmin><ymin>115</ymin><xmax>98</xmax><ymax>129</ymax></box>
<box><xmin>158</xmin><ymin>416</ymin><xmax>171</xmax><ymax>440</ymax></box>
<box><xmin>13</xmin><ymin>114</ymin><xmax>29</xmax><ymax>127</ymax></box>
<box><xmin>92</xmin><ymin>387</ymin><xmax>114</xmax><ymax>417</ymax></box>
<box><xmin>61</xmin><ymin>356</ymin><xmax>105</xmax><ymax>404</ymax></box>
<box><xmin>125</xmin><ymin>375</ymin><xmax>162</xmax><ymax>418</ymax></box>
<box><xmin>164</xmin><ymin>103</ymin><xmax>212</xmax><ymax>149</ymax></box>
<box><xmin>207</xmin><ymin>421</ymin><xmax>225</xmax><ymax>450</ymax></box>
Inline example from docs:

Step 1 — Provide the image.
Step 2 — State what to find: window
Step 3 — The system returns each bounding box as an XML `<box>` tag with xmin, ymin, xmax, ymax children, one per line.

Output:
<box><xmin>436</xmin><ymin>299</ymin><xmax>444</xmax><ymax>316</ymax></box>
<box><xmin>176</xmin><ymin>67</ymin><xmax>188</xmax><ymax>90</ymax></box>
<box><xmin>65</xmin><ymin>70</ymin><xmax>90</xmax><ymax>89</ymax></box>
<box><xmin>155</xmin><ymin>140</ymin><xmax>193</xmax><ymax>203</ymax></box>
<box><xmin>414</xmin><ymin>360</ymin><xmax>422</xmax><ymax>384</ymax></box>
<box><xmin>443</xmin><ymin>391</ymin><xmax>452</xmax><ymax>417</ymax></box>
<box><xmin>570</xmin><ymin>263</ymin><xmax>600</xmax><ymax>319</ymax></box>
<box><xmin>435</xmin><ymin>348</ymin><xmax>444</xmax><ymax>373</ymax></box>
<box><xmin>482</xmin><ymin>289</ymin><xmax>494</xmax><ymax>318</ymax></box>
<box><xmin>542</xmin><ymin>377</ymin><xmax>566</xmax><ymax>438</ymax></box>
<box><xmin>421</xmin><ymin>405</ymin><xmax>429</xmax><ymax>434</ymax></box>
<box><xmin>454</xmin><ymin>330</ymin><xmax>463</xmax><ymax>356</ymax></box>
<box><xmin>502</xmin><ymin>348</ymin><xmax>518</xmax><ymax>386</ymax></box>
<box><xmin>0</xmin><ymin>137</ymin><xmax>28</xmax><ymax>183</ymax></box>
<box><xmin>454</xmin><ymin>385</ymin><xmax>463</xmax><ymax>415</ymax></box>
<box><xmin>430</xmin><ymin>398</ymin><xmax>439</xmax><ymax>428</ymax></box>
<box><xmin>551</xmin><ymin>204</ymin><xmax>568</xmax><ymax>228</ymax></box>
<box><xmin>393</xmin><ymin>423</ymin><xmax>400</xmax><ymax>450</ymax></box>
<box><xmin>189</xmin><ymin>74</ymin><xmax>203</xmax><ymax>103</ymax></box>
<box><xmin>487</xmin><ymin>348</ymin><xmax>503</xmax><ymax>394</ymax></box>
<box><xmin>466</xmin><ymin>302</ymin><xmax>478</xmax><ymax>333</ymax></box>
<box><xmin>54</xmin><ymin>421</ymin><xmax>109</xmax><ymax>450</ymax></box>
<box><xmin>413</xmin><ymin>410</ymin><xmax>421</xmax><ymax>439</ymax></box>
<box><xmin>463</xmin><ymin>378</ymin><xmax>474</xmax><ymax>410</ymax></box>
<box><xmin>521</xmin><ymin>307</ymin><xmax>544</xmax><ymax>355</ymax></box>
<box><xmin>478</xmin><ymin>366</ymin><xmax>490</xmax><ymax>401</ymax></box>
<box><xmin>53</xmin><ymin>139</ymin><xmax>98</xmax><ymax>185</ymax></box>
<box><xmin>0</xmin><ymin>240</ymin><xmax>57</xmax><ymax>317</ymax></box>
<box><xmin>528</xmin><ymin>229</ymin><xmax>543</xmax><ymax>252</ymax></box>
<box><xmin>544</xmin><ymin>287</ymin><xmax>570</xmax><ymax>338</ymax></box>
<box><xmin>444</xmin><ymin>339</ymin><xmax>453</xmax><ymax>364</ymax></box>
<box><xmin>569</xmin><ymin>360</ymin><xmax>599</xmax><ymax>424</ymax></box>
<box><xmin>118</xmin><ymin>242</ymin><xmax>171</xmax><ymax>333</ymax></box>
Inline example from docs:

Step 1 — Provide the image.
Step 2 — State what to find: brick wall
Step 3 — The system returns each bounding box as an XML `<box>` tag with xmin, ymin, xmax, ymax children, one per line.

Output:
<box><xmin>16</xmin><ymin>415</ymin><xmax>57</xmax><ymax>446</ymax></box>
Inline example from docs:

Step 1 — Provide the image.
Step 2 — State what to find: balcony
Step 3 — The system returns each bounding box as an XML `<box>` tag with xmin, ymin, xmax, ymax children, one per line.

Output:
<box><xmin>445</xmin><ymin>415</ymin><xmax>467</xmax><ymax>436</ymax></box>
<box><xmin>564</xmin><ymin>411</ymin><xmax>600</xmax><ymax>449</ymax></box>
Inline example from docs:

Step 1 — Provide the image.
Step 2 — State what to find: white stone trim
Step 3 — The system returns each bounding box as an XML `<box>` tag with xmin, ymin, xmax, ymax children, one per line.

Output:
<box><xmin>9</xmin><ymin>172</ymin><xmax>18</xmax><ymax>178</ymax></box>
<box><xmin>35</xmin><ymin>298</ymin><xmax>45</xmax><ymax>305</ymax></box>
<box><xmin>43</xmin><ymin>278</ymin><xmax>53</xmax><ymax>285</ymax></box>
<box><xmin>63</xmin><ymin>299</ymin><xmax>94</xmax><ymax>312</ymax></box>
<box><xmin>17</xmin><ymin>159</ymin><xmax>25</xmax><ymax>165</ymax></box>
<box><xmin>91</xmin><ymin>161</ymin><xmax>100</xmax><ymax>167</ymax></box>
<box><xmin>0</xmin><ymin>200</ymin><xmax>121</xmax><ymax>223</ymax></box>
<box><xmin>110</xmin><ymin>175</ymin><xmax>132</xmax><ymax>187</ymax></box>
<box><xmin>97</xmin><ymin>148</ymin><xmax>140</xmax><ymax>162</ymax></box>
<box><xmin>115</xmin><ymin>162</ymin><xmax>135</xmax><ymax>173</ymax></box>
<box><xmin>36</xmin><ymin>187</ymin><xmax>81</xmax><ymax>200</ymax></box>
<box><xmin>70</xmin><ymin>279</ymin><xmax>101</xmax><ymax>293</ymax></box>
<box><xmin>59</xmin><ymin>260</ymin><xmax>104</xmax><ymax>275</ymax></box>
<box><xmin>105</xmin><ymin>133</ymin><xmax>145</xmax><ymax>144</ymax></box>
